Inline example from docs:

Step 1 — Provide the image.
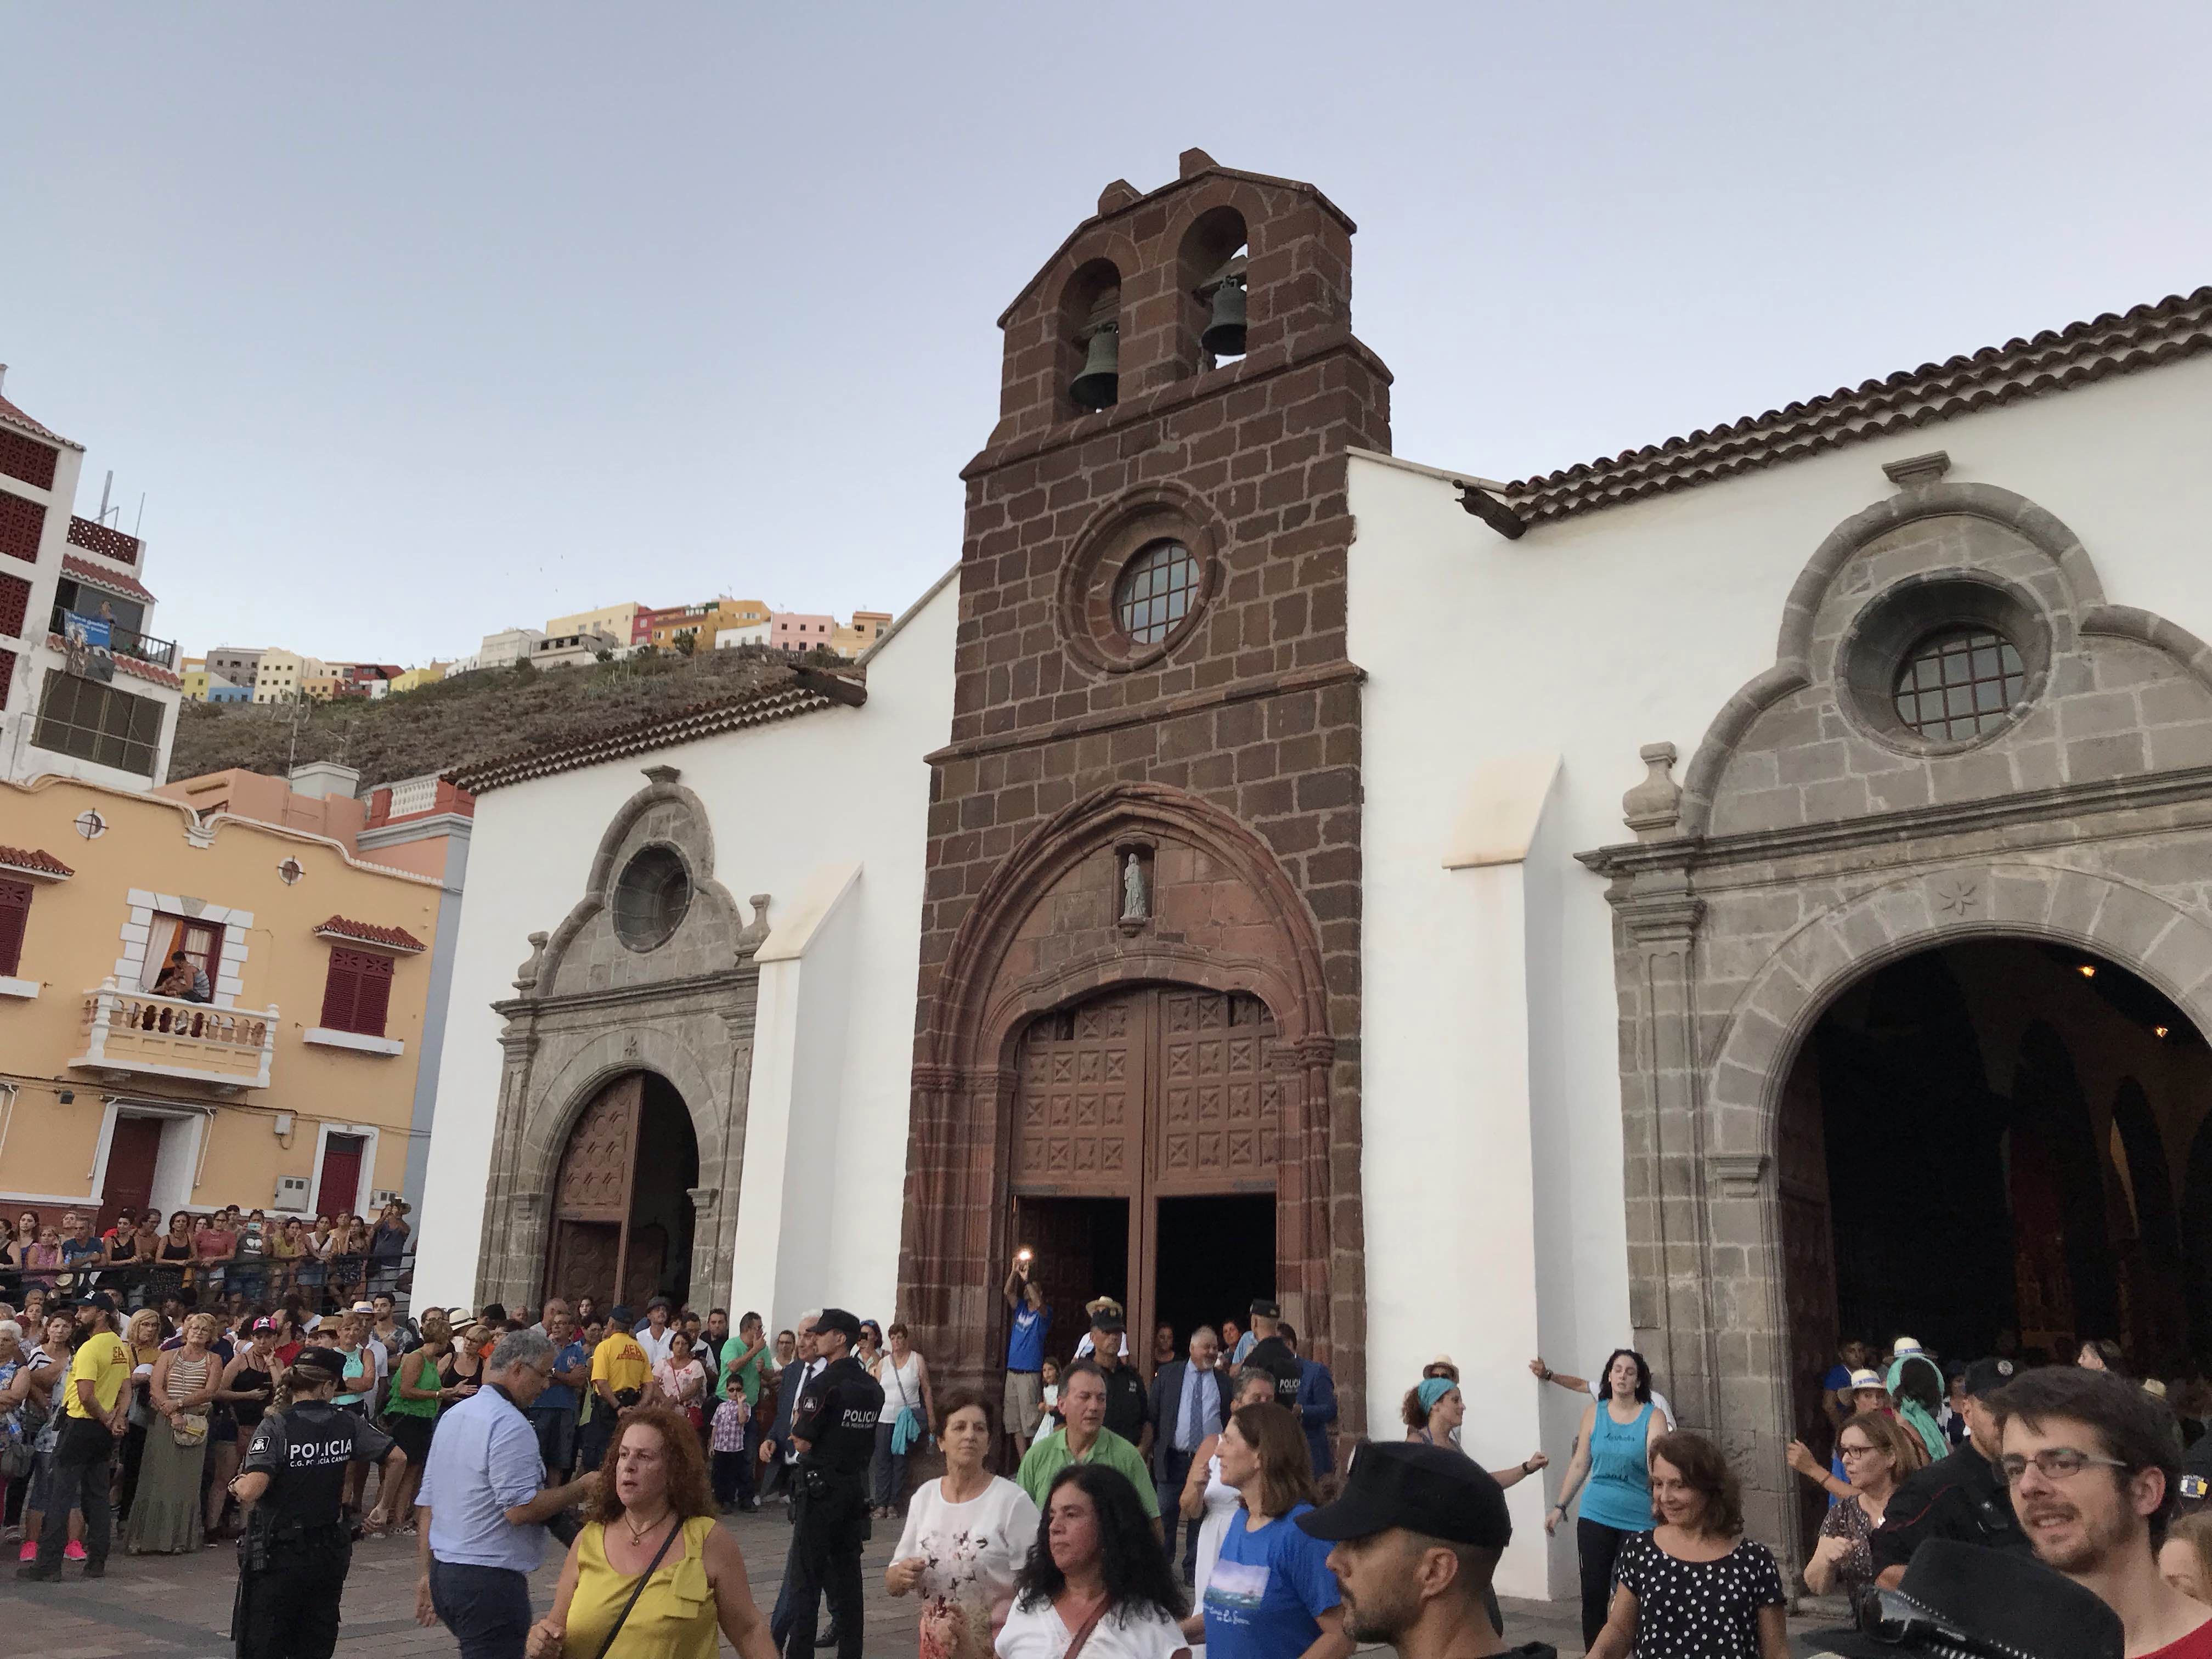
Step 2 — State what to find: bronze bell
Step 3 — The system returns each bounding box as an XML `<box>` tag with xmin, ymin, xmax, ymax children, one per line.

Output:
<box><xmin>1070</xmin><ymin>323</ymin><xmax>1119</xmax><ymax>411</ymax></box>
<box><xmin>1201</xmin><ymin>276</ymin><xmax>1246</xmax><ymax>358</ymax></box>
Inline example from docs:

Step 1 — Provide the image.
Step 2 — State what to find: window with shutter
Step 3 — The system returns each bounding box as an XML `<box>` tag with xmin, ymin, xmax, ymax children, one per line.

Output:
<box><xmin>320</xmin><ymin>947</ymin><xmax>396</xmax><ymax>1036</ymax></box>
<box><xmin>0</xmin><ymin>878</ymin><xmax>30</xmax><ymax>977</ymax></box>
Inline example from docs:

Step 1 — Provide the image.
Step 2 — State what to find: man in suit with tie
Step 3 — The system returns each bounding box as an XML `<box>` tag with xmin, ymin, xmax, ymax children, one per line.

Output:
<box><xmin>1149</xmin><ymin>1324</ymin><xmax>1231</xmax><ymax>1582</ymax></box>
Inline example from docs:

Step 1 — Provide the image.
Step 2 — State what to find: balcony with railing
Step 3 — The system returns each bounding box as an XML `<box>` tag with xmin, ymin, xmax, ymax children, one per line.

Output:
<box><xmin>49</xmin><ymin>604</ymin><xmax>179</xmax><ymax>671</ymax></box>
<box><xmin>70</xmin><ymin>982</ymin><xmax>276</xmax><ymax>1092</ymax></box>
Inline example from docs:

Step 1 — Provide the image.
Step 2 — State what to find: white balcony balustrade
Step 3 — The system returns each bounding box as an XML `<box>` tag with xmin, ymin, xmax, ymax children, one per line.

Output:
<box><xmin>70</xmin><ymin>980</ymin><xmax>276</xmax><ymax>1092</ymax></box>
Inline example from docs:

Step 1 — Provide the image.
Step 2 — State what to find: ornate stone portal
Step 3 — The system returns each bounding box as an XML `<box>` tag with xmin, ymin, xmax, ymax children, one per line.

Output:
<box><xmin>1583</xmin><ymin>478</ymin><xmax>2212</xmax><ymax>1555</ymax></box>
<box><xmin>473</xmin><ymin>767</ymin><xmax>772</xmax><ymax>1311</ymax></box>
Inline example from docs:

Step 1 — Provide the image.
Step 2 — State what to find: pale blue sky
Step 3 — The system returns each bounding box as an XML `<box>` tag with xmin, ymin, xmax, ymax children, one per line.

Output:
<box><xmin>5</xmin><ymin>3</ymin><xmax>2209</xmax><ymax>664</ymax></box>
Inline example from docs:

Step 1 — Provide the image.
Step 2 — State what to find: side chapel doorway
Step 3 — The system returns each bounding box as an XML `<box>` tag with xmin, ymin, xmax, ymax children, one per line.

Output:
<box><xmin>543</xmin><ymin>1071</ymin><xmax>700</xmax><ymax>1312</ymax></box>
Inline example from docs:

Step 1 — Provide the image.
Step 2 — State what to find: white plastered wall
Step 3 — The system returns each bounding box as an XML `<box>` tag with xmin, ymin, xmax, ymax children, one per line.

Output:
<box><xmin>1350</xmin><ymin>351</ymin><xmax>2212</xmax><ymax>1594</ymax></box>
<box><xmin>412</xmin><ymin>572</ymin><xmax>957</xmax><ymax>1321</ymax></box>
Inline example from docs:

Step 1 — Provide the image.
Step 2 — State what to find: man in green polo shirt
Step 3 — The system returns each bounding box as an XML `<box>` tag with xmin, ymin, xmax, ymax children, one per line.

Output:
<box><xmin>1017</xmin><ymin>1359</ymin><xmax>1161</xmax><ymax>1538</ymax></box>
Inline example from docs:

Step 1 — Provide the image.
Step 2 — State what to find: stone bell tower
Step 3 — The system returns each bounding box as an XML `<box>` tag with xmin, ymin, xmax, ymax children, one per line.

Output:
<box><xmin>899</xmin><ymin>150</ymin><xmax>1391</xmax><ymax>1432</ymax></box>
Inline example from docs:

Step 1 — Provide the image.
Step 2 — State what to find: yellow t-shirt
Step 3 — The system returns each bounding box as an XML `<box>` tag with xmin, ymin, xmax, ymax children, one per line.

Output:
<box><xmin>590</xmin><ymin>1332</ymin><xmax>650</xmax><ymax>1398</ymax></box>
<box><xmin>66</xmin><ymin>1330</ymin><xmax>132</xmax><ymax>1420</ymax></box>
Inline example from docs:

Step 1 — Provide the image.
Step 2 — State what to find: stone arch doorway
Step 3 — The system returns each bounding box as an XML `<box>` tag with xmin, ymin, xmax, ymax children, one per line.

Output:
<box><xmin>1773</xmin><ymin>934</ymin><xmax>2210</xmax><ymax>1544</ymax></box>
<box><xmin>1007</xmin><ymin>981</ymin><xmax>1286</xmax><ymax>1369</ymax></box>
<box><xmin>543</xmin><ymin>1070</ymin><xmax>701</xmax><ymax>1312</ymax></box>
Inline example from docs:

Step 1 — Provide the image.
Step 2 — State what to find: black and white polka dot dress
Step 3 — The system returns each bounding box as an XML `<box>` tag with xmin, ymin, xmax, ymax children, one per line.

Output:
<box><xmin>1615</xmin><ymin>1531</ymin><xmax>1785</xmax><ymax>1659</ymax></box>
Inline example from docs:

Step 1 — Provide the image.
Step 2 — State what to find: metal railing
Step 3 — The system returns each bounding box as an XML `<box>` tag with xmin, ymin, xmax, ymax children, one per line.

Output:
<box><xmin>0</xmin><ymin>1246</ymin><xmax>422</xmax><ymax>1315</ymax></box>
<box><xmin>49</xmin><ymin>604</ymin><xmax>179</xmax><ymax>670</ymax></box>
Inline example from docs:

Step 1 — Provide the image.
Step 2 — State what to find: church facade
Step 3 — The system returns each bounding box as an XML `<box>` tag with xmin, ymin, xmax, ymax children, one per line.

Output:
<box><xmin>415</xmin><ymin>151</ymin><xmax>2212</xmax><ymax>1595</ymax></box>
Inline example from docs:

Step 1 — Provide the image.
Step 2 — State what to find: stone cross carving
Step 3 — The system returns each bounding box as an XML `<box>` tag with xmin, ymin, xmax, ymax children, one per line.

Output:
<box><xmin>1121</xmin><ymin>853</ymin><xmax>1147</xmax><ymax>922</ymax></box>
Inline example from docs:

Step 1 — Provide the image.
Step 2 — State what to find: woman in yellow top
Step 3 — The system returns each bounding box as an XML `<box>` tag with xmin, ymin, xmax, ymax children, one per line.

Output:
<box><xmin>526</xmin><ymin>1404</ymin><xmax>777</xmax><ymax>1659</ymax></box>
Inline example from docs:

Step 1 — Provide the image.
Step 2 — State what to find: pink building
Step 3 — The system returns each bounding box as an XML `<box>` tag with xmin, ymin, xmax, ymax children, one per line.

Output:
<box><xmin>770</xmin><ymin>612</ymin><xmax>836</xmax><ymax>652</ymax></box>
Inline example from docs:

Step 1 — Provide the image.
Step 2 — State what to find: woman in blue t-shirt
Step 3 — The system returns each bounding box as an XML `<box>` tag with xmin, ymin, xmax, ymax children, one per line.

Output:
<box><xmin>1190</xmin><ymin>1402</ymin><xmax>1351</xmax><ymax>1659</ymax></box>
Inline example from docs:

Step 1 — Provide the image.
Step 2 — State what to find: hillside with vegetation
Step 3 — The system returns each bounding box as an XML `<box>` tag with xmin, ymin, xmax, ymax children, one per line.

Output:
<box><xmin>167</xmin><ymin>646</ymin><xmax>845</xmax><ymax>787</ymax></box>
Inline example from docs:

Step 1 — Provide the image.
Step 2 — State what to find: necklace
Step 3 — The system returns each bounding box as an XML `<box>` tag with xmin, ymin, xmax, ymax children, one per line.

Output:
<box><xmin>623</xmin><ymin>1508</ymin><xmax>673</xmax><ymax>1547</ymax></box>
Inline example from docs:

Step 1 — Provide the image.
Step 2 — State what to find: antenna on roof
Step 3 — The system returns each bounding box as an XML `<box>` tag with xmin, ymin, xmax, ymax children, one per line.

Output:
<box><xmin>134</xmin><ymin>493</ymin><xmax>145</xmax><ymax>535</ymax></box>
<box><xmin>98</xmin><ymin>470</ymin><xmax>114</xmax><ymax>525</ymax></box>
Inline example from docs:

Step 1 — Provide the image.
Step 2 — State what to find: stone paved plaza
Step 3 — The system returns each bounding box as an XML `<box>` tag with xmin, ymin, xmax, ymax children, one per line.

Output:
<box><xmin>0</xmin><ymin>1501</ymin><xmax>1852</xmax><ymax>1656</ymax></box>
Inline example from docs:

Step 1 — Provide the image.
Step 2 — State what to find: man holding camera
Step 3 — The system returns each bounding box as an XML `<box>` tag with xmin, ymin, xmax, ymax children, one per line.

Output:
<box><xmin>1002</xmin><ymin>1251</ymin><xmax>1050</xmax><ymax>1457</ymax></box>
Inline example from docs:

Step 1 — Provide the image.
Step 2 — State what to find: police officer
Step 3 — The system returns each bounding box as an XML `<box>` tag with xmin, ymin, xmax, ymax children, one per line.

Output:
<box><xmin>228</xmin><ymin>1345</ymin><xmax>404</xmax><ymax>1659</ymax></box>
<box><xmin>1871</xmin><ymin>1356</ymin><xmax>2028</xmax><ymax>1588</ymax></box>
<box><xmin>780</xmin><ymin>1308</ymin><xmax>882</xmax><ymax>1659</ymax></box>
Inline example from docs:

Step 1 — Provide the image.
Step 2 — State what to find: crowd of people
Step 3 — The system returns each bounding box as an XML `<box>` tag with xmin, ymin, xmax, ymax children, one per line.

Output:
<box><xmin>2</xmin><ymin>1200</ymin><xmax>416</xmax><ymax>1311</ymax></box>
<box><xmin>12</xmin><ymin>1229</ymin><xmax>2212</xmax><ymax>1659</ymax></box>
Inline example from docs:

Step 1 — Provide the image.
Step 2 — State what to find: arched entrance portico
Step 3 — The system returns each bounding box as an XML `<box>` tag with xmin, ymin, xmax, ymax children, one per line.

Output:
<box><xmin>898</xmin><ymin>782</ymin><xmax>1358</xmax><ymax>1420</ymax></box>
<box><xmin>1587</xmin><ymin>475</ymin><xmax>2212</xmax><ymax>1558</ymax></box>
<box><xmin>1683</xmin><ymin>864</ymin><xmax>2212</xmax><ymax>1553</ymax></box>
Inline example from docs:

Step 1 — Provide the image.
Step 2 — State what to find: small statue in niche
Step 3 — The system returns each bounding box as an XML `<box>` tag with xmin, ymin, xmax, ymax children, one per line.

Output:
<box><xmin>1121</xmin><ymin>851</ymin><xmax>1148</xmax><ymax>922</ymax></box>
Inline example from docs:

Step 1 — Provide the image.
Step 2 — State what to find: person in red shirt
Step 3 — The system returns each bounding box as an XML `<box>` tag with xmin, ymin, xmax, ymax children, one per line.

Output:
<box><xmin>1996</xmin><ymin>1365</ymin><xmax>2212</xmax><ymax>1657</ymax></box>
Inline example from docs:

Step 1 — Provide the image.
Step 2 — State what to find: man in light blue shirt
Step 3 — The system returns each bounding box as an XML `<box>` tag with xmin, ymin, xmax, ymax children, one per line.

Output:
<box><xmin>414</xmin><ymin>1329</ymin><xmax>598</xmax><ymax>1659</ymax></box>
<box><xmin>1148</xmin><ymin>1325</ymin><xmax>1229</xmax><ymax>1581</ymax></box>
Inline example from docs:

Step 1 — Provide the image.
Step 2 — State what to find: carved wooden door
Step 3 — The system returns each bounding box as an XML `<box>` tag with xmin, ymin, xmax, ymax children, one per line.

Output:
<box><xmin>1014</xmin><ymin>993</ymin><xmax>1143</xmax><ymax>1195</ymax></box>
<box><xmin>546</xmin><ymin>1075</ymin><xmax>643</xmax><ymax>1310</ymax></box>
<box><xmin>1013</xmin><ymin>985</ymin><xmax>1281</xmax><ymax>1373</ymax></box>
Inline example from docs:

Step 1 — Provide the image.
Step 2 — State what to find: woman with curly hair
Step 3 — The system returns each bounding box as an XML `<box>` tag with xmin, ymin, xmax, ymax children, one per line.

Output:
<box><xmin>926</xmin><ymin>1460</ymin><xmax>1190</xmax><ymax>1659</ymax></box>
<box><xmin>526</xmin><ymin>1404</ymin><xmax>777</xmax><ymax>1659</ymax></box>
<box><xmin>1586</xmin><ymin>1430</ymin><xmax>1787</xmax><ymax>1659</ymax></box>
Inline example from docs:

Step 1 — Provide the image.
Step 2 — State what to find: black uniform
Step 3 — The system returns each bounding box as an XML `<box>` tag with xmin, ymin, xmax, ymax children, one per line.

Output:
<box><xmin>1244</xmin><ymin>1335</ymin><xmax>1304</xmax><ymax>1412</ymax></box>
<box><xmin>232</xmin><ymin>1400</ymin><xmax>394</xmax><ymax>1659</ymax></box>
<box><xmin>1096</xmin><ymin>1359</ymin><xmax>1151</xmax><ymax>1444</ymax></box>
<box><xmin>780</xmin><ymin>1355</ymin><xmax>883</xmax><ymax>1659</ymax></box>
<box><xmin>1869</xmin><ymin>1440</ymin><xmax>2029</xmax><ymax>1578</ymax></box>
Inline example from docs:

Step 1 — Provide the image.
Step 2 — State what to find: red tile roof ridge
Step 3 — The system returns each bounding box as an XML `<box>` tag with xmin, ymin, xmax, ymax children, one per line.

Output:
<box><xmin>0</xmin><ymin>391</ymin><xmax>81</xmax><ymax>450</ymax></box>
<box><xmin>446</xmin><ymin>667</ymin><xmax>866</xmax><ymax>795</ymax></box>
<box><xmin>1502</xmin><ymin>284</ymin><xmax>2212</xmax><ymax>523</ymax></box>
<box><xmin>314</xmin><ymin>916</ymin><xmax>428</xmax><ymax>953</ymax></box>
<box><xmin>0</xmin><ymin>844</ymin><xmax>75</xmax><ymax>877</ymax></box>
<box><xmin>60</xmin><ymin>554</ymin><xmax>156</xmax><ymax>603</ymax></box>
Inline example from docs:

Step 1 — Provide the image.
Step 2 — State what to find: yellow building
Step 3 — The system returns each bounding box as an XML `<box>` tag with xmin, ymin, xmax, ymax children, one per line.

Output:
<box><xmin>385</xmin><ymin>663</ymin><xmax>450</xmax><ymax>695</ymax></box>
<box><xmin>251</xmin><ymin>648</ymin><xmax>306</xmax><ymax>703</ymax></box>
<box><xmin>300</xmin><ymin>672</ymin><xmax>343</xmax><ymax>702</ymax></box>
<box><xmin>182</xmin><ymin>665</ymin><xmax>210</xmax><ymax>701</ymax></box>
<box><xmin>0</xmin><ymin>772</ymin><xmax>445</xmax><ymax>1232</ymax></box>
<box><xmin>647</xmin><ymin>597</ymin><xmax>769</xmax><ymax>651</ymax></box>
<box><xmin>545</xmin><ymin>601</ymin><xmax>640</xmax><ymax>642</ymax></box>
<box><xmin>832</xmin><ymin>610</ymin><xmax>895</xmax><ymax>658</ymax></box>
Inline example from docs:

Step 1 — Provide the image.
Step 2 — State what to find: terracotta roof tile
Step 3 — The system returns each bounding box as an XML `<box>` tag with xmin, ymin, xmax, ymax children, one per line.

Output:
<box><xmin>1502</xmin><ymin>285</ymin><xmax>2212</xmax><ymax>524</ymax></box>
<box><xmin>447</xmin><ymin>667</ymin><xmax>867</xmax><ymax>794</ymax></box>
<box><xmin>61</xmin><ymin>554</ymin><xmax>155</xmax><ymax>604</ymax></box>
<box><xmin>0</xmin><ymin>844</ymin><xmax>74</xmax><ymax>878</ymax></box>
<box><xmin>314</xmin><ymin>916</ymin><xmax>427</xmax><ymax>953</ymax></box>
<box><xmin>0</xmin><ymin>392</ymin><xmax>80</xmax><ymax>451</ymax></box>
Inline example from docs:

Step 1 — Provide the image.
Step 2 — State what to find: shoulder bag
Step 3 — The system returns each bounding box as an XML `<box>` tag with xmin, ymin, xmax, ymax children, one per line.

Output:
<box><xmin>1058</xmin><ymin>1598</ymin><xmax>1111</xmax><ymax>1659</ymax></box>
<box><xmin>591</xmin><ymin>1515</ymin><xmax>683</xmax><ymax>1659</ymax></box>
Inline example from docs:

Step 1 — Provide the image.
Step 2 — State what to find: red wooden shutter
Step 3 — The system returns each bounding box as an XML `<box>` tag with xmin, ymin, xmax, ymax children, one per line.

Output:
<box><xmin>320</xmin><ymin>946</ymin><xmax>396</xmax><ymax>1036</ymax></box>
<box><xmin>320</xmin><ymin>949</ymin><xmax>364</xmax><ymax>1030</ymax></box>
<box><xmin>354</xmin><ymin>952</ymin><xmax>393</xmax><ymax>1036</ymax></box>
<box><xmin>0</xmin><ymin>878</ymin><xmax>29</xmax><ymax>976</ymax></box>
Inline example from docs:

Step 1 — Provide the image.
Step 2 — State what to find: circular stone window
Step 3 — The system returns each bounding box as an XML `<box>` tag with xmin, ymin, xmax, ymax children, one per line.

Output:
<box><xmin>1842</xmin><ymin>575</ymin><xmax>2049</xmax><ymax>753</ymax></box>
<box><xmin>610</xmin><ymin>845</ymin><xmax>692</xmax><ymax>951</ymax></box>
<box><xmin>1114</xmin><ymin>540</ymin><xmax>1200</xmax><ymax>645</ymax></box>
<box><xmin>1892</xmin><ymin>627</ymin><xmax>2026</xmax><ymax>742</ymax></box>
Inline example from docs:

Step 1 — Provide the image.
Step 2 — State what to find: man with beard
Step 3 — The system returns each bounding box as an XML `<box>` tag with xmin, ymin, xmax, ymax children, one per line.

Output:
<box><xmin>1294</xmin><ymin>1441</ymin><xmax>1554</xmax><ymax>1659</ymax></box>
<box><xmin>1874</xmin><ymin>1356</ymin><xmax>2031</xmax><ymax>1587</ymax></box>
<box><xmin>1996</xmin><ymin>1365</ymin><xmax>2212</xmax><ymax>1657</ymax></box>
